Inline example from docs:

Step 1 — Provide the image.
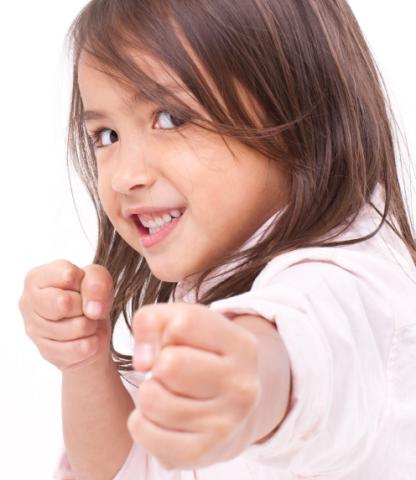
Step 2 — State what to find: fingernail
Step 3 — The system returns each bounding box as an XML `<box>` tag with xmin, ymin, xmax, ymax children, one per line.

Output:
<box><xmin>134</xmin><ymin>343</ymin><xmax>155</xmax><ymax>366</ymax></box>
<box><xmin>85</xmin><ymin>301</ymin><xmax>102</xmax><ymax>318</ymax></box>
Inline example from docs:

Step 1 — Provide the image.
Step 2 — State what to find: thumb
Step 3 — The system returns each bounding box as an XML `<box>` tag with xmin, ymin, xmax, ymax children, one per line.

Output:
<box><xmin>81</xmin><ymin>264</ymin><xmax>114</xmax><ymax>321</ymax></box>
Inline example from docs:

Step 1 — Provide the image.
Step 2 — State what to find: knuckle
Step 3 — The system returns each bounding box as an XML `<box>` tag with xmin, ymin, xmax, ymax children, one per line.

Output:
<box><xmin>55</xmin><ymin>259</ymin><xmax>74</xmax><ymax>269</ymax></box>
<box><xmin>87</xmin><ymin>319</ymin><xmax>98</xmax><ymax>335</ymax></box>
<box><xmin>77</xmin><ymin>336</ymin><xmax>95</xmax><ymax>354</ymax></box>
<box><xmin>174</xmin><ymin>312</ymin><xmax>192</xmax><ymax>332</ymax></box>
<box><xmin>72</xmin><ymin>338</ymin><xmax>86</xmax><ymax>357</ymax></box>
<box><xmin>169</xmin><ymin>314</ymin><xmax>191</xmax><ymax>340</ymax></box>
<box><xmin>73</xmin><ymin>338</ymin><xmax>84</xmax><ymax>354</ymax></box>
<box><xmin>74</xmin><ymin>341</ymin><xmax>87</xmax><ymax>358</ymax></box>
<box><xmin>162</xmin><ymin>312</ymin><xmax>193</xmax><ymax>345</ymax></box>
<box><xmin>236</xmin><ymin>378</ymin><xmax>261</xmax><ymax>412</ymax></box>
<box><xmin>56</xmin><ymin>260</ymin><xmax>78</xmax><ymax>287</ymax></box>
<box><xmin>158</xmin><ymin>347</ymin><xmax>179</xmax><ymax>377</ymax></box>
<box><xmin>72</xmin><ymin>317</ymin><xmax>87</xmax><ymax>336</ymax></box>
<box><xmin>57</xmin><ymin>293</ymin><xmax>71</xmax><ymax>314</ymax></box>
<box><xmin>62</xmin><ymin>268</ymin><xmax>76</xmax><ymax>287</ymax></box>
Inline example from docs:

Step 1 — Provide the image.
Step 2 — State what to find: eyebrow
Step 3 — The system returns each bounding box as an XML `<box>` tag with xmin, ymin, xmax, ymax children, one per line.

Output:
<box><xmin>82</xmin><ymin>83</ymin><xmax>191</xmax><ymax>122</ymax></box>
<box><xmin>82</xmin><ymin>110</ymin><xmax>109</xmax><ymax>121</ymax></box>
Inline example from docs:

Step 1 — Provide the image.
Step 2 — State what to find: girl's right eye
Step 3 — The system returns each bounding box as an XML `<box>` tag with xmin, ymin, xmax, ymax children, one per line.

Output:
<box><xmin>89</xmin><ymin>128</ymin><xmax>119</xmax><ymax>149</ymax></box>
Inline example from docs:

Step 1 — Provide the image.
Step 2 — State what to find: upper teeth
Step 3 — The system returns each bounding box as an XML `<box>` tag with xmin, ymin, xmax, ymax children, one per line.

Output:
<box><xmin>138</xmin><ymin>209</ymin><xmax>182</xmax><ymax>228</ymax></box>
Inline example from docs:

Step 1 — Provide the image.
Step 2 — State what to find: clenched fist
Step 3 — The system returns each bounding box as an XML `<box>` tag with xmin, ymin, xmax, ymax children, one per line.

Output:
<box><xmin>127</xmin><ymin>303</ymin><xmax>262</xmax><ymax>470</ymax></box>
<box><xmin>18</xmin><ymin>259</ymin><xmax>114</xmax><ymax>371</ymax></box>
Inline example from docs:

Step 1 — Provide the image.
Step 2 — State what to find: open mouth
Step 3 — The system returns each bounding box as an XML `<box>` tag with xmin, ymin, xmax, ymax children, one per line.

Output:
<box><xmin>131</xmin><ymin>209</ymin><xmax>186</xmax><ymax>248</ymax></box>
<box><xmin>132</xmin><ymin>216</ymin><xmax>150</xmax><ymax>235</ymax></box>
<box><xmin>133</xmin><ymin>209</ymin><xmax>185</xmax><ymax>233</ymax></box>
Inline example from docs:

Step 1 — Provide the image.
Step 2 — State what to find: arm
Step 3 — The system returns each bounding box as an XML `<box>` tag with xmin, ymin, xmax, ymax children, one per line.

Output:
<box><xmin>231</xmin><ymin>314</ymin><xmax>292</xmax><ymax>447</ymax></box>
<box><xmin>62</xmin><ymin>355</ymin><xmax>135</xmax><ymax>480</ymax></box>
<box><xmin>216</xmin><ymin>262</ymin><xmax>389</xmax><ymax>476</ymax></box>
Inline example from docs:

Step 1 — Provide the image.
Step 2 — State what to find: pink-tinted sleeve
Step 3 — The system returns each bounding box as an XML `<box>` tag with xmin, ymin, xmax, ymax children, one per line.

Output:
<box><xmin>208</xmin><ymin>261</ymin><xmax>389</xmax><ymax>478</ymax></box>
<box><xmin>53</xmin><ymin>450</ymin><xmax>76</xmax><ymax>480</ymax></box>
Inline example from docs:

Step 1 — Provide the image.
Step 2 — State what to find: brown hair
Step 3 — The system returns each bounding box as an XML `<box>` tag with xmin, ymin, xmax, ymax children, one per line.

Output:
<box><xmin>65</xmin><ymin>0</ymin><xmax>416</xmax><ymax>372</ymax></box>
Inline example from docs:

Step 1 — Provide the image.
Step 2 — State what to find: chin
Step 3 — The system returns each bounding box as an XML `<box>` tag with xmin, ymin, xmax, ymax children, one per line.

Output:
<box><xmin>148</xmin><ymin>262</ymin><xmax>187</xmax><ymax>283</ymax></box>
<box><xmin>148</xmin><ymin>258</ymin><xmax>202</xmax><ymax>284</ymax></box>
<box><xmin>152</xmin><ymin>271</ymin><xmax>182</xmax><ymax>283</ymax></box>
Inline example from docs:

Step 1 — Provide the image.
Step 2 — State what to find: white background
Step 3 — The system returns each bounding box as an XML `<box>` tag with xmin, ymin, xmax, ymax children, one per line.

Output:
<box><xmin>1</xmin><ymin>1</ymin><xmax>415</xmax><ymax>478</ymax></box>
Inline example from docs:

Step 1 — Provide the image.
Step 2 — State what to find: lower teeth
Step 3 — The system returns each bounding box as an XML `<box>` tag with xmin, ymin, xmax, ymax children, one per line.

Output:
<box><xmin>147</xmin><ymin>213</ymin><xmax>183</xmax><ymax>236</ymax></box>
<box><xmin>149</xmin><ymin>224</ymin><xmax>168</xmax><ymax>235</ymax></box>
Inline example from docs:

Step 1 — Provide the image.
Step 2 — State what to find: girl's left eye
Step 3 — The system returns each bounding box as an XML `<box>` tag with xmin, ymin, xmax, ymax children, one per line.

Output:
<box><xmin>154</xmin><ymin>110</ymin><xmax>187</xmax><ymax>130</ymax></box>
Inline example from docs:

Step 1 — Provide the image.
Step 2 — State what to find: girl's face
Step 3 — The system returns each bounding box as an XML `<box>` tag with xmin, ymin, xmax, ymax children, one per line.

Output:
<box><xmin>78</xmin><ymin>51</ymin><xmax>287</xmax><ymax>282</ymax></box>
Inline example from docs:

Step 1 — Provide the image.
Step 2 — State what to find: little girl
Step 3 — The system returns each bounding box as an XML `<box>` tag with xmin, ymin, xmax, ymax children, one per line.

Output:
<box><xmin>18</xmin><ymin>1</ymin><xmax>416</xmax><ymax>479</ymax></box>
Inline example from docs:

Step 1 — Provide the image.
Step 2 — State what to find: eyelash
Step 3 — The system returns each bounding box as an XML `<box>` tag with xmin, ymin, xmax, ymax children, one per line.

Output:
<box><xmin>88</xmin><ymin>109</ymin><xmax>188</xmax><ymax>149</ymax></box>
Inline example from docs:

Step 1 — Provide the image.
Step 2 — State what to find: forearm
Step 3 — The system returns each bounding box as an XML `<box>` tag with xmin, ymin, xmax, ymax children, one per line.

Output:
<box><xmin>62</xmin><ymin>355</ymin><xmax>135</xmax><ymax>480</ymax></box>
<box><xmin>232</xmin><ymin>315</ymin><xmax>292</xmax><ymax>447</ymax></box>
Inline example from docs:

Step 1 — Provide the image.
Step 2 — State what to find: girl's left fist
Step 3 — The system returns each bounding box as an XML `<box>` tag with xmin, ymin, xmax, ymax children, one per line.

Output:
<box><xmin>126</xmin><ymin>302</ymin><xmax>261</xmax><ymax>470</ymax></box>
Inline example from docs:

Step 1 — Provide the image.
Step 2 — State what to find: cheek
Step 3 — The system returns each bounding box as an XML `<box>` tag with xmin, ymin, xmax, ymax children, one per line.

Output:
<box><xmin>96</xmin><ymin>175</ymin><xmax>117</xmax><ymax>219</ymax></box>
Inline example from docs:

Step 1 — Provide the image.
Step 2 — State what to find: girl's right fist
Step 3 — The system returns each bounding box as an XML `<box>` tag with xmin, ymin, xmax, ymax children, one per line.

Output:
<box><xmin>18</xmin><ymin>260</ymin><xmax>114</xmax><ymax>371</ymax></box>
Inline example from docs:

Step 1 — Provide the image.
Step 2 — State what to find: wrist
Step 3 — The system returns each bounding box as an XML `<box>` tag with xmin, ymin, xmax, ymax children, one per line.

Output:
<box><xmin>62</xmin><ymin>351</ymin><xmax>114</xmax><ymax>379</ymax></box>
<box><xmin>230</xmin><ymin>314</ymin><xmax>292</xmax><ymax>447</ymax></box>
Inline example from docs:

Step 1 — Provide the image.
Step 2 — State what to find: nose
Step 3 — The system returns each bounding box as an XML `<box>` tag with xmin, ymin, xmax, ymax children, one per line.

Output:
<box><xmin>111</xmin><ymin>143</ymin><xmax>156</xmax><ymax>194</ymax></box>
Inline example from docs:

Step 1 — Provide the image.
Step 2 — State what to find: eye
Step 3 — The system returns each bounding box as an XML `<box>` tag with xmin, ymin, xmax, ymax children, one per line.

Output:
<box><xmin>89</xmin><ymin>128</ymin><xmax>118</xmax><ymax>149</ymax></box>
<box><xmin>154</xmin><ymin>110</ymin><xmax>187</xmax><ymax>130</ymax></box>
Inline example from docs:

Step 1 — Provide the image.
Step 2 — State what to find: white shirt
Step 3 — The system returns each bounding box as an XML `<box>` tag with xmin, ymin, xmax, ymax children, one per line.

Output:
<box><xmin>54</xmin><ymin>185</ymin><xmax>416</xmax><ymax>479</ymax></box>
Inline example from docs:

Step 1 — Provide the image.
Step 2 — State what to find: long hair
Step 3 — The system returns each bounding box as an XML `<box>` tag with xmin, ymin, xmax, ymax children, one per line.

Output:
<box><xmin>65</xmin><ymin>0</ymin><xmax>416</xmax><ymax>372</ymax></box>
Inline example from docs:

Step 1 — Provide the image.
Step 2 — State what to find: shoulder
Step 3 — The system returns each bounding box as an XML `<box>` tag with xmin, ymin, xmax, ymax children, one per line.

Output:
<box><xmin>253</xmin><ymin>251</ymin><xmax>354</xmax><ymax>295</ymax></box>
<box><xmin>245</xmin><ymin>236</ymin><xmax>416</xmax><ymax>334</ymax></box>
<box><xmin>253</xmin><ymin>188</ymin><xmax>416</xmax><ymax>296</ymax></box>
<box><xmin>249</xmin><ymin>247</ymin><xmax>367</xmax><ymax>309</ymax></box>
<box><xmin>253</xmin><ymin>234</ymin><xmax>415</xmax><ymax>298</ymax></box>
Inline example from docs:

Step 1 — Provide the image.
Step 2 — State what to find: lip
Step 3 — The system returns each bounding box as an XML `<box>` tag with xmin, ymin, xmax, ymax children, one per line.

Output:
<box><xmin>133</xmin><ymin>211</ymin><xmax>185</xmax><ymax>248</ymax></box>
<box><xmin>123</xmin><ymin>205</ymin><xmax>186</xmax><ymax>220</ymax></box>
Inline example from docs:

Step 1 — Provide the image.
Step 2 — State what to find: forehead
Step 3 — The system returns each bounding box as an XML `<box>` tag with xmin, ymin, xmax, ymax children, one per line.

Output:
<box><xmin>77</xmin><ymin>42</ymin><xmax>261</xmax><ymax>127</ymax></box>
<box><xmin>78</xmin><ymin>49</ymin><xmax>182</xmax><ymax>90</ymax></box>
<box><xmin>77</xmin><ymin>49</ymin><xmax>197</xmax><ymax>117</ymax></box>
